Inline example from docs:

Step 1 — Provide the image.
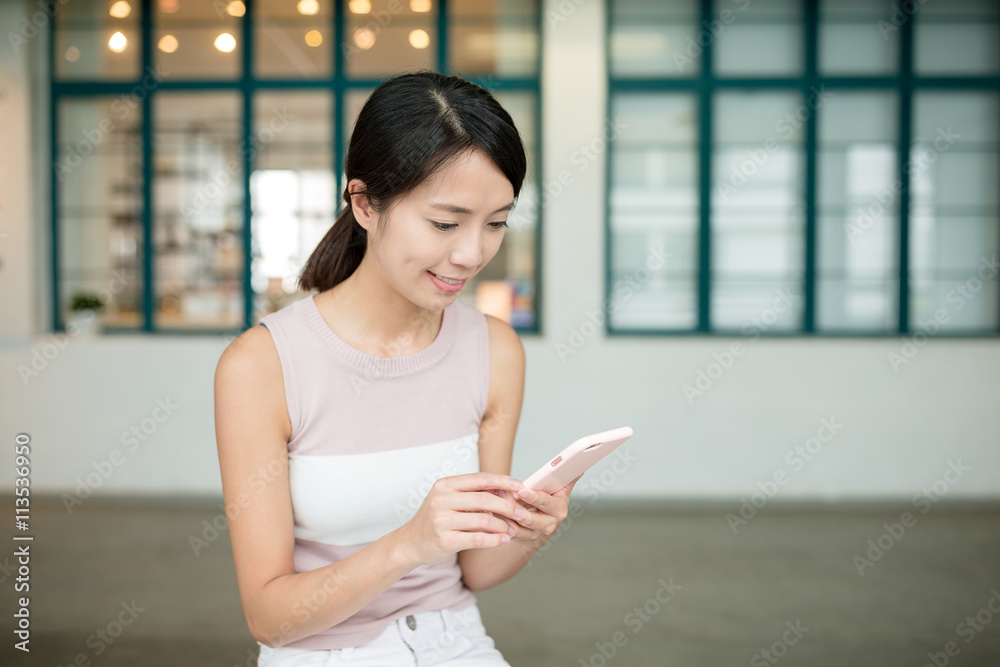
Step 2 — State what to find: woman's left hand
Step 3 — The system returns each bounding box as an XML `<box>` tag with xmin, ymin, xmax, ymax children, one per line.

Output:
<box><xmin>492</xmin><ymin>474</ymin><xmax>583</xmax><ymax>545</ymax></box>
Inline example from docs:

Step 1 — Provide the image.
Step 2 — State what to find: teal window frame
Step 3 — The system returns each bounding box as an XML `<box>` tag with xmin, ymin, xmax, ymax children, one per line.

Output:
<box><xmin>50</xmin><ymin>0</ymin><xmax>543</xmax><ymax>335</ymax></box>
<box><xmin>605</xmin><ymin>0</ymin><xmax>1000</xmax><ymax>337</ymax></box>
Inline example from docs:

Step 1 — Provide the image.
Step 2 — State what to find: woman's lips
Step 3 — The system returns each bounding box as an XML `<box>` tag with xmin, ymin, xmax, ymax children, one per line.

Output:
<box><xmin>427</xmin><ymin>270</ymin><xmax>466</xmax><ymax>293</ymax></box>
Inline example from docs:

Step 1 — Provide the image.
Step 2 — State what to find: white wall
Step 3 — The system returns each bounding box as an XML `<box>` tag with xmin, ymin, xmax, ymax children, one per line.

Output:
<box><xmin>2</xmin><ymin>0</ymin><xmax>998</xmax><ymax>506</ymax></box>
<box><xmin>0</xmin><ymin>0</ymin><xmax>42</xmax><ymax>339</ymax></box>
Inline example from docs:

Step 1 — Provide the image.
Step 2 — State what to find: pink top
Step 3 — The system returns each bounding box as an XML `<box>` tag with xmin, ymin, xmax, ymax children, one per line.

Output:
<box><xmin>257</xmin><ymin>294</ymin><xmax>489</xmax><ymax>649</ymax></box>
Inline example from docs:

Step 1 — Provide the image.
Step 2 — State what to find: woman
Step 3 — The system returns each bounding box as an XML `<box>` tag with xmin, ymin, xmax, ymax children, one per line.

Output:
<box><xmin>214</xmin><ymin>71</ymin><xmax>580</xmax><ymax>666</ymax></box>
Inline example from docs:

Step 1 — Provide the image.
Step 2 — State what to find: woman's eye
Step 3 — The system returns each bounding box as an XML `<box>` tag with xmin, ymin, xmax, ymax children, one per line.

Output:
<box><xmin>432</xmin><ymin>221</ymin><xmax>507</xmax><ymax>231</ymax></box>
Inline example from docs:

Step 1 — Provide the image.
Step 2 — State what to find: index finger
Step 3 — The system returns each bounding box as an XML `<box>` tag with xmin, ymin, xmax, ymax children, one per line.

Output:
<box><xmin>446</xmin><ymin>472</ymin><xmax>524</xmax><ymax>492</ymax></box>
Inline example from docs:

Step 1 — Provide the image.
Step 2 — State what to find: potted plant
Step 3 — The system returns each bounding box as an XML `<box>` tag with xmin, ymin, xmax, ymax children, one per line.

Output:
<box><xmin>67</xmin><ymin>291</ymin><xmax>105</xmax><ymax>336</ymax></box>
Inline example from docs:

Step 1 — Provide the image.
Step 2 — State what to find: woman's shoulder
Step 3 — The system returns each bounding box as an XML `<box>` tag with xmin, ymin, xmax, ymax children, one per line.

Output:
<box><xmin>216</xmin><ymin>323</ymin><xmax>283</xmax><ymax>390</ymax></box>
<box><xmin>215</xmin><ymin>323</ymin><xmax>292</xmax><ymax>438</ymax></box>
<box><xmin>481</xmin><ymin>311</ymin><xmax>523</xmax><ymax>365</ymax></box>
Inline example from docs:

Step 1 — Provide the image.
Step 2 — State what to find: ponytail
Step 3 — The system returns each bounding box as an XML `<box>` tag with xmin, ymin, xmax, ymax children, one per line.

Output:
<box><xmin>297</xmin><ymin>198</ymin><xmax>368</xmax><ymax>292</ymax></box>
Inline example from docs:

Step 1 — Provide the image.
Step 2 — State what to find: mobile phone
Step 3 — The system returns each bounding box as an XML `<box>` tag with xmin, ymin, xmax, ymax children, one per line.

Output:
<box><xmin>521</xmin><ymin>426</ymin><xmax>634</xmax><ymax>495</ymax></box>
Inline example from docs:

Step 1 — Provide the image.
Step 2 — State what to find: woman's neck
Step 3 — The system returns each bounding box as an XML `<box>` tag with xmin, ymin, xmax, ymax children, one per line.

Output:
<box><xmin>315</xmin><ymin>256</ymin><xmax>444</xmax><ymax>357</ymax></box>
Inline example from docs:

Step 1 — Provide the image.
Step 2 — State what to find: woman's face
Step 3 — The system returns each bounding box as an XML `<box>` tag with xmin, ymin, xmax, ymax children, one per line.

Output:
<box><xmin>353</xmin><ymin>148</ymin><xmax>515</xmax><ymax>310</ymax></box>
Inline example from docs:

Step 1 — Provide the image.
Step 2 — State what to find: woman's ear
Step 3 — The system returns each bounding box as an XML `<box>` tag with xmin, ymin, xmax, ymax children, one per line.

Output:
<box><xmin>348</xmin><ymin>178</ymin><xmax>376</xmax><ymax>232</ymax></box>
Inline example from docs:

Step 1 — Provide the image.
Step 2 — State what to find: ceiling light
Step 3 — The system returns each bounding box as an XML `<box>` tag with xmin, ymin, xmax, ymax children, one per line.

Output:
<box><xmin>353</xmin><ymin>27</ymin><xmax>375</xmax><ymax>50</ymax></box>
<box><xmin>108</xmin><ymin>31</ymin><xmax>128</xmax><ymax>52</ymax></box>
<box><xmin>158</xmin><ymin>34</ymin><xmax>179</xmax><ymax>53</ymax></box>
<box><xmin>305</xmin><ymin>30</ymin><xmax>323</xmax><ymax>47</ymax></box>
<box><xmin>226</xmin><ymin>1</ymin><xmax>246</xmax><ymax>17</ymax></box>
<box><xmin>298</xmin><ymin>0</ymin><xmax>320</xmax><ymax>15</ymax></box>
<box><xmin>410</xmin><ymin>0</ymin><xmax>431</xmax><ymax>12</ymax></box>
<box><xmin>109</xmin><ymin>1</ymin><xmax>131</xmax><ymax>18</ymax></box>
<box><xmin>214</xmin><ymin>33</ymin><xmax>237</xmax><ymax>53</ymax></box>
<box><xmin>409</xmin><ymin>29</ymin><xmax>429</xmax><ymax>49</ymax></box>
<box><xmin>348</xmin><ymin>0</ymin><xmax>371</xmax><ymax>14</ymax></box>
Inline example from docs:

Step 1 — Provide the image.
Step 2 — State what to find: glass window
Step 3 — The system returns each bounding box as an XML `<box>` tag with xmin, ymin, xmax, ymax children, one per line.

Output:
<box><xmin>713</xmin><ymin>0</ymin><xmax>803</xmax><ymax>78</ymax></box>
<box><xmin>449</xmin><ymin>0</ymin><xmax>538</xmax><ymax>77</ymax></box>
<box><xmin>609</xmin><ymin>93</ymin><xmax>698</xmax><ymax>329</ymax></box>
<box><xmin>606</xmin><ymin>0</ymin><xmax>999</xmax><ymax>337</ymax></box>
<box><xmin>54</xmin><ymin>0</ymin><xmax>141</xmax><ymax>80</ymax></box>
<box><xmin>711</xmin><ymin>91</ymin><xmax>804</xmax><ymax>332</ymax></box>
<box><xmin>57</xmin><ymin>97</ymin><xmax>143</xmax><ymax>329</ymax></box>
<box><xmin>255</xmin><ymin>0</ymin><xmax>333</xmax><ymax>78</ymax></box>
<box><xmin>609</xmin><ymin>0</ymin><xmax>700</xmax><ymax>78</ymax></box>
<box><xmin>50</xmin><ymin>3</ymin><xmax>543</xmax><ymax>333</ymax></box>
<box><xmin>819</xmin><ymin>0</ymin><xmax>899</xmax><ymax>75</ymax></box>
<box><xmin>483</xmin><ymin>91</ymin><xmax>538</xmax><ymax>328</ymax></box>
<box><xmin>153</xmin><ymin>93</ymin><xmax>244</xmax><ymax>330</ymax></box>
<box><xmin>910</xmin><ymin>92</ymin><xmax>999</xmax><ymax>331</ymax></box>
<box><xmin>154</xmin><ymin>0</ymin><xmax>242</xmax><ymax>79</ymax></box>
<box><xmin>344</xmin><ymin>88</ymin><xmax>373</xmax><ymax>156</ymax></box>
<box><xmin>915</xmin><ymin>0</ymin><xmax>1000</xmax><ymax>75</ymax></box>
<box><xmin>816</xmin><ymin>92</ymin><xmax>899</xmax><ymax>332</ymax></box>
<box><xmin>251</xmin><ymin>91</ymin><xmax>335</xmax><ymax>318</ymax></box>
<box><xmin>344</xmin><ymin>0</ymin><xmax>437</xmax><ymax>78</ymax></box>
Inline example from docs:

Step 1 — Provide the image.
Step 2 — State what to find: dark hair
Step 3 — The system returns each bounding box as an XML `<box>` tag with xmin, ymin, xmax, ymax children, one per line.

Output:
<box><xmin>298</xmin><ymin>71</ymin><xmax>527</xmax><ymax>292</ymax></box>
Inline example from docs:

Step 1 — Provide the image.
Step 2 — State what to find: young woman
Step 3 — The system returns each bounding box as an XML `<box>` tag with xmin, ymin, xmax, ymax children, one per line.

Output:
<box><xmin>214</xmin><ymin>72</ymin><xmax>581</xmax><ymax>666</ymax></box>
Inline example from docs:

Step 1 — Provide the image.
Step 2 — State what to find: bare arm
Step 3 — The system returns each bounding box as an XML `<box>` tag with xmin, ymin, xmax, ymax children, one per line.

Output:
<box><xmin>214</xmin><ymin>326</ymin><xmax>421</xmax><ymax>647</ymax></box>
<box><xmin>458</xmin><ymin>315</ymin><xmax>561</xmax><ymax>591</ymax></box>
<box><xmin>215</xmin><ymin>325</ymin><xmax>526</xmax><ymax>647</ymax></box>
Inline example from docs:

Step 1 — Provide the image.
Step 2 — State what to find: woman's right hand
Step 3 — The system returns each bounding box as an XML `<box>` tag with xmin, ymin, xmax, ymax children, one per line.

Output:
<box><xmin>398</xmin><ymin>472</ymin><xmax>528</xmax><ymax>567</ymax></box>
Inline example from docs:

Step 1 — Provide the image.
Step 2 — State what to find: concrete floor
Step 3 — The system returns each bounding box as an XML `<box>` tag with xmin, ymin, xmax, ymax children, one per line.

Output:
<box><xmin>2</xmin><ymin>496</ymin><xmax>999</xmax><ymax>667</ymax></box>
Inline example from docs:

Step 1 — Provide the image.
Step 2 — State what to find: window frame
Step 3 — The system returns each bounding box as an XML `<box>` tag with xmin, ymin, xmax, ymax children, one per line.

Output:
<box><xmin>605</xmin><ymin>0</ymin><xmax>1000</xmax><ymax>337</ymax></box>
<box><xmin>49</xmin><ymin>0</ymin><xmax>544</xmax><ymax>335</ymax></box>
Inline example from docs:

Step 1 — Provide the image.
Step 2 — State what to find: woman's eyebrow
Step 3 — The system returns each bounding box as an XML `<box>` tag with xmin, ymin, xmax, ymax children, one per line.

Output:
<box><xmin>426</xmin><ymin>201</ymin><xmax>515</xmax><ymax>215</ymax></box>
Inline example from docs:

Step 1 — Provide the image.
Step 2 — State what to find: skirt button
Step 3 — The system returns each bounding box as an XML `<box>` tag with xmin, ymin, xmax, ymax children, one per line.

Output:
<box><xmin>406</xmin><ymin>614</ymin><xmax>417</xmax><ymax>630</ymax></box>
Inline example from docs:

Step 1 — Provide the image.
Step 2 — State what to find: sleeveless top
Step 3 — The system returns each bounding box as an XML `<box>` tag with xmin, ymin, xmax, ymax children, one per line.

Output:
<box><xmin>257</xmin><ymin>293</ymin><xmax>488</xmax><ymax>649</ymax></box>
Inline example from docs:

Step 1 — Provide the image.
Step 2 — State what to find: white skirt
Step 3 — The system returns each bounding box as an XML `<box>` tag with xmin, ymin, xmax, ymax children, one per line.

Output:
<box><xmin>256</xmin><ymin>603</ymin><xmax>512</xmax><ymax>666</ymax></box>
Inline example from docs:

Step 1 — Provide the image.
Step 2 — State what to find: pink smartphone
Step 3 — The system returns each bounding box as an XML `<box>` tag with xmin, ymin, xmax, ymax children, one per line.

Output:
<box><xmin>522</xmin><ymin>426</ymin><xmax>634</xmax><ymax>495</ymax></box>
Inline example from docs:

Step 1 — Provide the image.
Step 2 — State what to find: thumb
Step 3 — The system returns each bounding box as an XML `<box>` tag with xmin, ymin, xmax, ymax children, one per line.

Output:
<box><xmin>556</xmin><ymin>473</ymin><xmax>585</xmax><ymax>497</ymax></box>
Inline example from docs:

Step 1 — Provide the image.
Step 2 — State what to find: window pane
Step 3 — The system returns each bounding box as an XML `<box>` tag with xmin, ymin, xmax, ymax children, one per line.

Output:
<box><xmin>255</xmin><ymin>0</ymin><xmax>333</xmax><ymax>78</ymax></box>
<box><xmin>57</xmin><ymin>97</ymin><xmax>144</xmax><ymax>330</ymax></box>
<box><xmin>819</xmin><ymin>0</ymin><xmax>899</xmax><ymax>75</ymax></box>
<box><xmin>449</xmin><ymin>0</ymin><xmax>538</xmax><ymax>77</ymax></box>
<box><xmin>609</xmin><ymin>93</ymin><xmax>697</xmax><ymax>329</ymax></box>
<box><xmin>481</xmin><ymin>91</ymin><xmax>538</xmax><ymax>328</ymax></box>
<box><xmin>343</xmin><ymin>88</ymin><xmax>374</xmax><ymax>178</ymax></box>
<box><xmin>714</xmin><ymin>0</ymin><xmax>803</xmax><ymax>77</ymax></box>
<box><xmin>817</xmin><ymin>92</ymin><xmax>899</xmax><ymax>331</ymax></box>
<box><xmin>153</xmin><ymin>93</ymin><xmax>244</xmax><ymax>329</ymax></box>
<box><xmin>712</xmin><ymin>91</ymin><xmax>805</xmax><ymax>331</ymax></box>
<box><xmin>915</xmin><ymin>0</ymin><xmax>1000</xmax><ymax>75</ymax></box>
<box><xmin>910</xmin><ymin>92</ymin><xmax>999</xmax><ymax>330</ymax></box>
<box><xmin>344</xmin><ymin>0</ymin><xmax>437</xmax><ymax>78</ymax></box>
<box><xmin>154</xmin><ymin>0</ymin><xmax>241</xmax><ymax>79</ymax></box>
<box><xmin>609</xmin><ymin>0</ymin><xmax>700</xmax><ymax>77</ymax></box>
<box><xmin>54</xmin><ymin>0</ymin><xmax>141</xmax><ymax>80</ymax></box>
<box><xmin>251</xmin><ymin>91</ymin><xmax>334</xmax><ymax>321</ymax></box>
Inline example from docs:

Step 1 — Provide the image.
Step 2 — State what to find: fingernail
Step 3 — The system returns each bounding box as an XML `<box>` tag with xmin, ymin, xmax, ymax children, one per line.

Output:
<box><xmin>508</xmin><ymin>524</ymin><xmax>517</xmax><ymax>536</ymax></box>
<box><xmin>518</xmin><ymin>488</ymin><xmax>531</xmax><ymax>500</ymax></box>
<box><xmin>515</xmin><ymin>506</ymin><xmax>525</xmax><ymax>519</ymax></box>
<box><xmin>509</xmin><ymin>478</ymin><xmax>523</xmax><ymax>490</ymax></box>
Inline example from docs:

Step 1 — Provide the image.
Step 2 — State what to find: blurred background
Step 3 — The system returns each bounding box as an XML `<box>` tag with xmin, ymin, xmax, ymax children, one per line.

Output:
<box><xmin>0</xmin><ymin>0</ymin><xmax>998</xmax><ymax>665</ymax></box>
